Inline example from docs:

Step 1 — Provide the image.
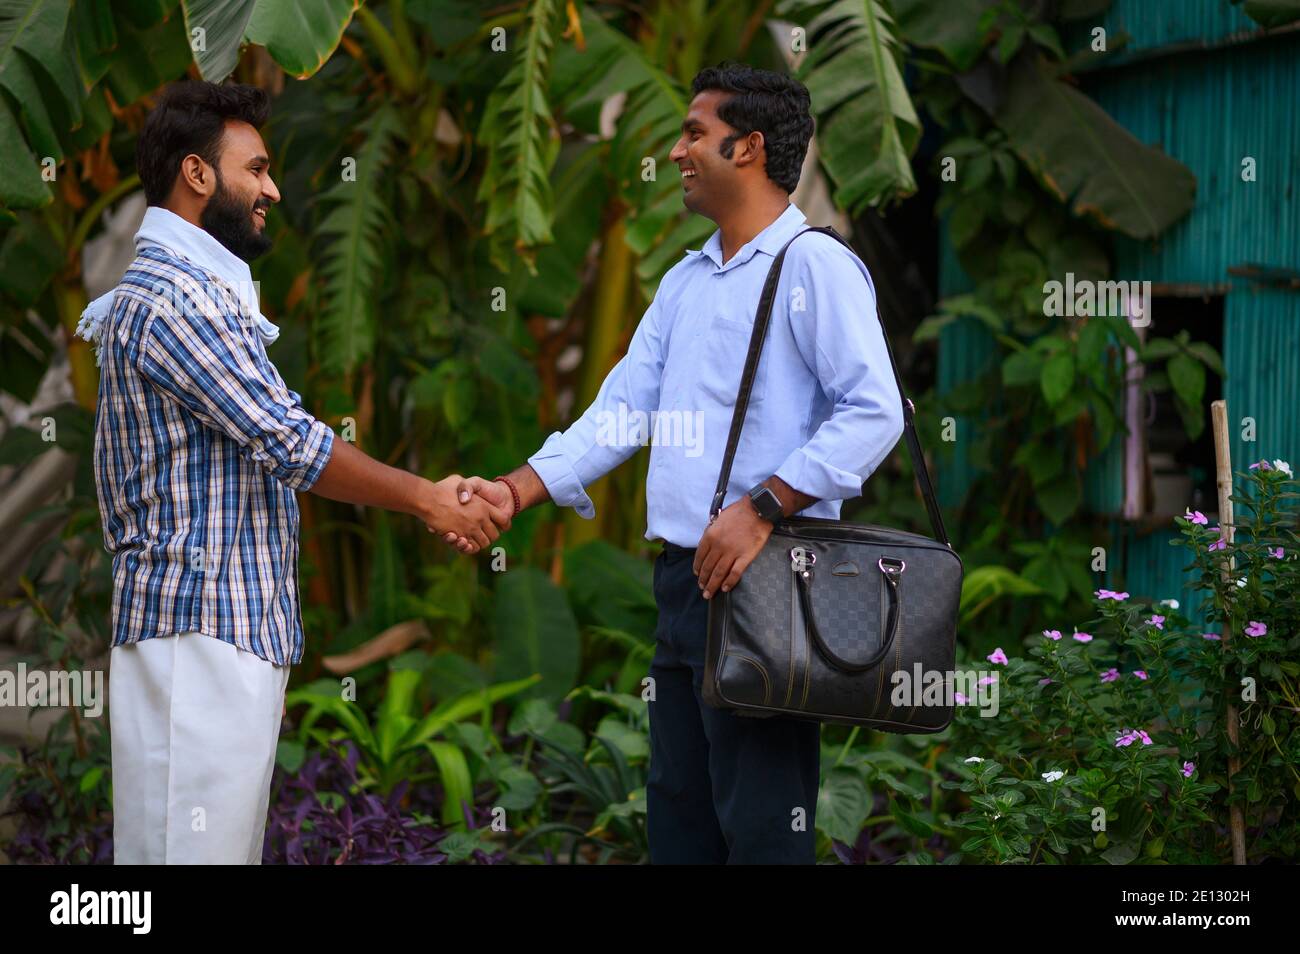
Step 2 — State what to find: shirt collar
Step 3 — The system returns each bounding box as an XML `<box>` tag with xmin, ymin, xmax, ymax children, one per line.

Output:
<box><xmin>134</xmin><ymin>205</ymin><xmax>280</xmax><ymax>344</ymax></box>
<box><xmin>687</xmin><ymin>202</ymin><xmax>809</xmax><ymax>272</ymax></box>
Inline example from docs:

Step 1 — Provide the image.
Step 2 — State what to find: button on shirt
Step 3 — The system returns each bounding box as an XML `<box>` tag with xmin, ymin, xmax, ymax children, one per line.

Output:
<box><xmin>92</xmin><ymin>245</ymin><xmax>335</xmax><ymax>665</ymax></box>
<box><xmin>527</xmin><ymin>202</ymin><xmax>904</xmax><ymax>548</ymax></box>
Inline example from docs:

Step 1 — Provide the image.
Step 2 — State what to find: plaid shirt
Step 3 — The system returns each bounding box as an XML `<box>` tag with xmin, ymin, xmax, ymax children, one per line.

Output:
<box><xmin>91</xmin><ymin>245</ymin><xmax>334</xmax><ymax>665</ymax></box>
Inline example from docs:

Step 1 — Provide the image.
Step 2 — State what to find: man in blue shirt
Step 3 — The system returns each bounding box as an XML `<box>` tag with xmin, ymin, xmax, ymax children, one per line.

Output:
<box><xmin>453</xmin><ymin>65</ymin><xmax>903</xmax><ymax>863</ymax></box>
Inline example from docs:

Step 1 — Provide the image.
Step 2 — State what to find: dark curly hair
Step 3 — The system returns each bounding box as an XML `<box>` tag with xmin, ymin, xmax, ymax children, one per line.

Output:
<box><xmin>690</xmin><ymin>63</ymin><xmax>814</xmax><ymax>194</ymax></box>
<box><xmin>137</xmin><ymin>81</ymin><xmax>270</xmax><ymax>206</ymax></box>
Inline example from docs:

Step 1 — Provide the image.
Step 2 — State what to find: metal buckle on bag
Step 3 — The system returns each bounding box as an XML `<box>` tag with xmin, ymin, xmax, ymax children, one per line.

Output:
<box><xmin>877</xmin><ymin>557</ymin><xmax>905</xmax><ymax>579</ymax></box>
<box><xmin>790</xmin><ymin>546</ymin><xmax>816</xmax><ymax>577</ymax></box>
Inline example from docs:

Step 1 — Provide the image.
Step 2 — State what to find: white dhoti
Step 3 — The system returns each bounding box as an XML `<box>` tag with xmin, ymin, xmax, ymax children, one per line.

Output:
<box><xmin>109</xmin><ymin>632</ymin><xmax>291</xmax><ymax>864</ymax></box>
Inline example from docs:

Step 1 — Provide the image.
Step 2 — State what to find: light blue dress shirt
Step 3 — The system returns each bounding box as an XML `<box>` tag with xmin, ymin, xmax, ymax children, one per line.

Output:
<box><xmin>527</xmin><ymin>201</ymin><xmax>905</xmax><ymax>548</ymax></box>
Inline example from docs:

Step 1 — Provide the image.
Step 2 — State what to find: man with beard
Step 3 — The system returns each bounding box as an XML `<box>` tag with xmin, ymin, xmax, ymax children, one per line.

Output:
<box><xmin>76</xmin><ymin>81</ymin><xmax>510</xmax><ymax>864</ymax></box>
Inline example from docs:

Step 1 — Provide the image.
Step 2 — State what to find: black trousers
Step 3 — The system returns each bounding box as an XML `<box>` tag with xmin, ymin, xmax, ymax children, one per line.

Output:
<box><xmin>646</xmin><ymin>543</ymin><xmax>821</xmax><ymax>864</ymax></box>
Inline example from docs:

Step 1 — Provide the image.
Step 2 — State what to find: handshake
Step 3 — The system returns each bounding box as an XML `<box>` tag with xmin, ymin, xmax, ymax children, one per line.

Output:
<box><xmin>420</xmin><ymin>474</ymin><xmax>517</xmax><ymax>554</ymax></box>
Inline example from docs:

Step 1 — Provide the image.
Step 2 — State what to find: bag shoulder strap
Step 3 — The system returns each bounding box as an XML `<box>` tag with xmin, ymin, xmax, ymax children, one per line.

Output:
<box><xmin>708</xmin><ymin>224</ymin><xmax>950</xmax><ymax>547</ymax></box>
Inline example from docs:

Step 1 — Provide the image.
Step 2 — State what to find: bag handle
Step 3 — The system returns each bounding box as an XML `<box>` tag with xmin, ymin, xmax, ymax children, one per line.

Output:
<box><xmin>795</xmin><ymin>554</ymin><xmax>905</xmax><ymax>672</ymax></box>
<box><xmin>708</xmin><ymin>224</ymin><xmax>950</xmax><ymax>547</ymax></box>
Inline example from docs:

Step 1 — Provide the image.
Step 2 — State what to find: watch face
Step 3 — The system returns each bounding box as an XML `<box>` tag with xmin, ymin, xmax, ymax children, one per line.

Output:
<box><xmin>751</xmin><ymin>487</ymin><xmax>781</xmax><ymax>520</ymax></box>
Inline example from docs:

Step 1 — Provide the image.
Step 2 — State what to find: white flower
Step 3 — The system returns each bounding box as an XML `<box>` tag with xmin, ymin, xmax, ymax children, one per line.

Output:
<box><xmin>964</xmin><ymin>756</ymin><xmax>984</xmax><ymax>764</ymax></box>
<box><xmin>1160</xmin><ymin>599</ymin><xmax>1180</xmax><ymax>609</ymax></box>
<box><xmin>1042</xmin><ymin>770</ymin><xmax>1067</xmax><ymax>783</ymax></box>
<box><xmin>1273</xmin><ymin>459</ymin><xmax>1293</xmax><ymax>478</ymax></box>
<box><xmin>1236</xmin><ymin>577</ymin><xmax>1248</xmax><ymax>588</ymax></box>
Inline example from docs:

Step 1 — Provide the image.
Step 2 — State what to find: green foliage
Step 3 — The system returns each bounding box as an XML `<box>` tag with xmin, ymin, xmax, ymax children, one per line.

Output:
<box><xmin>893</xmin><ymin>0</ymin><xmax>998</xmax><ymax>71</ymax></box>
<box><xmin>0</xmin><ymin>0</ymin><xmax>82</xmax><ymax>209</ymax></box>
<box><xmin>490</xmin><ymin>566</ymin><xmax>581</xmax><ymax>703</ymax></box>
<box><xmin>958</xmin><ymin>564</ymin><xmax>1043</xmax><ymax>627</ymax></box>
<box><xmin>476</xmin><ymin>0</ymin><xmax>560</xmax><ymax>272</ymax></box>
<box><xmin>183</xmin><ymin>0</ymin><xmax>359</xmax><ymax>82</ymax></box>
<box><xmin>900</xmin><ymin>0</ymin><xmax>1218</xmax><ymax>641</ymax></box>
<box><xmin>944</xmin><ymin>464</ymin><xmax>1298</xmax><ymax>863</ymax></box>
<box><xmin>4</xmin><ymin>0</ymin><xmax>1283</xmax><ymax>866</ymax></box>
<box><xmin>780</xmin><ymin>0</ymin><xmax>920</xmax><ymax>209</ymax></box>
<box><xmin>313</xmin><ymin>104</ymin><xmax>400</xmax><ymax>376</ymax></box>
<box><xmin>548</xmin><ymin>7</ymin><xmax>708</xmax><ymax>297</ymax></box>
<box><xmin>285</xmin><ymin>663</ymin><xmax>540</xmax><ymax>825</ymax></box>
<box><xmin>993</xmin><ymin>53</ymin><xmax>1195</xmax><ymax>240</ymax></box>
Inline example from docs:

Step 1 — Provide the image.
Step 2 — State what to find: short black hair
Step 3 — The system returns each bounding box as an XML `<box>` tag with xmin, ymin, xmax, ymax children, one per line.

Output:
<box><xmin>690</xmin><ymin>63</ymin><xmax>814</xmax><ymax>194</ymax></box>
<box><xmin>136</xmin><ymin>81</ymin><xmax>270</xmax><ymax>206</ymax></box>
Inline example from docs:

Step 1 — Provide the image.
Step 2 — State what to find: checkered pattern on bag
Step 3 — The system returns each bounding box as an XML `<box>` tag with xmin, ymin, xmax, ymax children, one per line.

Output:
<box><xmin>806</xmin><ymin>547</ymin><xmax>887</xmax><ymax>668</ymax></box>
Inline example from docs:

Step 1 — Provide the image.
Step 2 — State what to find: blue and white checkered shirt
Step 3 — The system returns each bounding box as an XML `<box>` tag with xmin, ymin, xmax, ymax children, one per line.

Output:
<box><xmin>91</xmin><ymin>245</ymin><xmax>334</xmax><ymax>665</ymax></box>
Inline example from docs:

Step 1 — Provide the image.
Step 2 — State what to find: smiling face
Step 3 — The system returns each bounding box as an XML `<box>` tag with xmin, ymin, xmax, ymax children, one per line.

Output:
<box><xmin>669</xmin><ymin>90</ymin><xmax>754</xmax><ymax>221</ymax></box>
<box><xmin>197</xmin><ymin>119</ymin><xmax>280</xmax><ymax>261</ymax></box>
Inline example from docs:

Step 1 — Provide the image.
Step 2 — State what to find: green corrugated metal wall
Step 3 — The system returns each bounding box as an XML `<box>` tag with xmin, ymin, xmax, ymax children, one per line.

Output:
<box><xmin>1088</xmin><ymin>35</ymin><xmax>1300</xmax><ymax>285</ymax></box>
<box><xmin>1067</xmin><ymin>0</ymin><xmax>1259</xmax><ymax>62</ymax></box>
<box><xmin>934</xmin><ymin>225</ymin><xmax>992</xmax><ymax>508</ymax></box>
<box><xmin>1222</xmin><ymin>286</ymin><xmax>1300</xmax><ymax>474</ymax></box>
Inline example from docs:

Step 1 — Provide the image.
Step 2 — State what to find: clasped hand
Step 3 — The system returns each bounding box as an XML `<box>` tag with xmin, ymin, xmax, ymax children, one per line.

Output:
<box><xmin>422</xmin><ymin>475</ymin><xmax>512</xmax><ymax>554</ymax></box>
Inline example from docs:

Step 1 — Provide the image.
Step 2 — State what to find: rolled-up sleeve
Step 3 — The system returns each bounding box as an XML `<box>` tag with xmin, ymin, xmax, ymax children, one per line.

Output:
<box><xmin>134</xmin><ymin>275</ymin><xmax>335</xmax><ymax>492</ymax></box>
<box><xmin>528</xmin><ymin>294</ymin><xmax>666</xmax><ymax>518</ymax></box>
<box><xmin>773</xmin><ymin>237</ymin><xmax>904</xmax><ymax>502</ymax></box>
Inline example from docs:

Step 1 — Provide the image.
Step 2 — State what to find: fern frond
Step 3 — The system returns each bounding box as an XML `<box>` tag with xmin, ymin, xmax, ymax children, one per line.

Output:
<box><xmin>315</xmin><ymin>104</ymin><xmax>400</xmax><ymax>376</ymax></box>
<box><xmin>476</xmin><ymin>0</ymin><xmax>562</xmax><ymax>274</ymax></box>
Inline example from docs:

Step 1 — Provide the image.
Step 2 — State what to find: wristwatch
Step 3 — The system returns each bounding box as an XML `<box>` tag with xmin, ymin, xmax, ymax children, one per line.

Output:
<box><xmin>747</xmin><ymin>483</ymin><xmax>784</xmax><ymax>523</ymax></box>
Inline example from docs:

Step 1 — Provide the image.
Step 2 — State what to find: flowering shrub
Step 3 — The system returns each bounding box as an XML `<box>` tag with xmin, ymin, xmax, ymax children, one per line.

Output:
<box><xmin>941</xmin><ymin>461</ymin><xmax>1298</xmax><ymax>863</ymax></box>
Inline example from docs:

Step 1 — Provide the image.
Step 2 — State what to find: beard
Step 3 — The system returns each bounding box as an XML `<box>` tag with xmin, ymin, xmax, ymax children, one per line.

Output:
<box><xmin>200</xmin><ymin>172</ymin><xmax>272</xmax><ymax>262</ymax></box>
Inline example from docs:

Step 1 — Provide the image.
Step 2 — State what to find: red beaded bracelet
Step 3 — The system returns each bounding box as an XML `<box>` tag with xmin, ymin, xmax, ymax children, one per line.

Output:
<box><xmin>493</xmin><ymin>475</ymin><xmax>521</xmax><ymax>517</ymax></box>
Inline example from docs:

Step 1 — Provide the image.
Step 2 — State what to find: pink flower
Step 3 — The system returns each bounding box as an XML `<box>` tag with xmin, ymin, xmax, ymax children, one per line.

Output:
<box><xmin>1245</xmin><ymin>620</ymin><xmax>1268</xmax><ymax>638</ymax></box>
<box><xmin>955</xmin><ymin>691</ymin><xmax>968</xmax><ymax>704</ymax></box>
<box><xmin>978</xmin><ymin>675</ymin><xmax>998</xmax><ymax>686</ymax></box>
<box><xmin>1038</xmin><ymin>677</ymin><xmax>1053</xmax><ymax>685</ymax></box>
<box><xmin>1183</xmin><ymin>509</ymin><xmax>1208</xmax><ymax>525</ymax></box>
<box><xmin>1043</xmin><ymin>629</ymin><xmax>1062</xmax><ymax>640</ymax></box>
<box><xmin>1182</xmin><ymin>761</ymin><xmax>1195</xmax><ymax>778</ymax></box>
<box><xmin>1073</xmin><ymin>631</ymin><xmax>1093</xmax><ymax>643</ymax></box>
<box><xmin>1147</xmin><ymin>614</ymin><xmax>1165</xmax><ymax>630</ymax></box>
<box><xmin>1100</xmin><ymin>668</ymin><xmax>1120</xmax><ymax>683</ymax></box>
<box><xmin>1201</xmin><ymin>632</ymin><xmax>1221</xmax><ymax>641</ymax></box>
<box><xmin>988</xmin><ymin>647</ymin><xmax>1009</xmax><ymax>665</ymax></box>
<box><xmin>1249</xmin><ymin>460</ymin><xmax>1271</xmax><ymax>471</ymax></box>
<box><xmin>1133</xmin><ymin>670</ymin><xmax>1149</xmax><ymax>680</ymax></box>
<box><xmin>1208</xmin><ymin>530</ymin><xmax>1226</xmax><ymax>551</ymax></box>
<box><xmin>1095</xmin><ymin>589</ymin><xmax>1130</xmax><ymax>601</ymax></box>
<box><xmin>1269</xmin><ymin>546</ymin><xmax>1285</xmax><ymax>559</ymax></box>
<box><xmin>1116</xmin><ymin>727</ymin><xmax>1153</xmax><ymax>747</ymax></box>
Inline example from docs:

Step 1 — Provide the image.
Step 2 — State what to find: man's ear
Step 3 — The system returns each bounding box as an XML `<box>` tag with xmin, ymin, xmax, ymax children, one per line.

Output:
<box><xmin>735</xmin><ymin>130</ymin><xmax>765</xmax><ymax>169</ymax></box>
<box><xmin>177</xmin><ymin>153</ymin><xmax>216</xmax><ymax>199</ymax></box>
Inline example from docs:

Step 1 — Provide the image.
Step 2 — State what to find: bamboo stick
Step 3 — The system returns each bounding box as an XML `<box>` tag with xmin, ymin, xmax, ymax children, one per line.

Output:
<box><xmin>1211</xmin><ymin>399</ymin><xmax>1247</xmax><ymax>865</ymax></box>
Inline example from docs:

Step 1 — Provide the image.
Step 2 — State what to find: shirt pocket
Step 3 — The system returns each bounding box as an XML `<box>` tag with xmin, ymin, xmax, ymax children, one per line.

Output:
<box><xmin>697</xmin><ymin>313</ymin><xmax>766</xmax><ymax>411</ymax></box>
